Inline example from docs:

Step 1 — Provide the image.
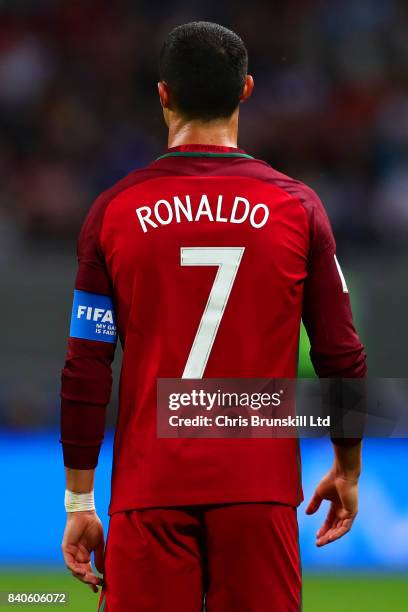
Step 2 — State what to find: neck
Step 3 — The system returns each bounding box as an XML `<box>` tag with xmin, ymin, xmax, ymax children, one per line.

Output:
<box><xmin>167</xmin><ymin>110</ymin><xmax>239</xmax><ymax>149</ymax></box>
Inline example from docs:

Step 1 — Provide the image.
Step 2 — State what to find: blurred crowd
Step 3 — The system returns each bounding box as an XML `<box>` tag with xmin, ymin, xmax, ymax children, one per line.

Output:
<box><xmin>0</xmin><ymin>0</ymin><xmax>408</xmax><ymax>249</ymax></box>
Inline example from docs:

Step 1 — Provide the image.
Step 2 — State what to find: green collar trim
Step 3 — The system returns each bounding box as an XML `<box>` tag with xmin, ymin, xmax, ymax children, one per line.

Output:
<box><xmin>156</xmin><ymin>151</ymin><xmax>254</xmax><ymax>161</ymax></box>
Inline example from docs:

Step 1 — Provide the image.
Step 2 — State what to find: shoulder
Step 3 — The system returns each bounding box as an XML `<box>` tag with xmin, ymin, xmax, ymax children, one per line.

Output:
<box><xmin>76</xmin><ymin>165</ymin><xmax>159</xmax><ymax>257</ymax></box>
<box><xmin>246</xmin><ymin>157</ymin><xmax>334</xmax><ymax>252</ymax></box>
<box><xmin>92</xmin><ymin>165</ymin><xmax>163</xmax><ymax>217</ymax></box>
<box><xmin>245</xmin><ymin>157</ymin><xmax>325</xmax><ymax>216</ymax></box>
<box><xmin>79</xmin><ymin>164</ymin><xmax>164</xmax><ymax>239</ymax></box>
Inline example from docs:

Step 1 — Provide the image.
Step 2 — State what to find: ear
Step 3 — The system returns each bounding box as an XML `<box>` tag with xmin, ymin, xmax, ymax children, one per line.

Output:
<box><xmin>158</xmin><ymin>81</ymin><xmax>171</xmax><ymax>108</ymax></box>
<box><xmin>240</xmin><ymin>75</ymin><xmax>254</xmax><ymax>103</ymax></box>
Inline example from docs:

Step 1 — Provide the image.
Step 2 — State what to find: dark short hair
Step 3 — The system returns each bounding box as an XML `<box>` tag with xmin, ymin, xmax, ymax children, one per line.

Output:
<box><xmin>159</xmin><ymin>21</ymin><xmax>248</xmax><ymax>121</ymax></box>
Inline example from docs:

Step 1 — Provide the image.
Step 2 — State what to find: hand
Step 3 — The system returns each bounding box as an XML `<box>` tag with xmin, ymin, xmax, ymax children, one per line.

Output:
<box><xmin>306</xmin><ymin>465</ymin><xmax>359</xmax><ymax>547</ymax></box>
<box><xmin>62</xmin><ymin>510</ymin><xmax>105</xmax><ymax>593</ymax></box>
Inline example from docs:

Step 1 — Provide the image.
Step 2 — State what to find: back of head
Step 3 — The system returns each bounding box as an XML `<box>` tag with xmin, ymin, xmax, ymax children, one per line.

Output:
<box><xmin>159</xmin><ymin>21</ymin><xmax>248</xmax><ymax>122</ymax></box>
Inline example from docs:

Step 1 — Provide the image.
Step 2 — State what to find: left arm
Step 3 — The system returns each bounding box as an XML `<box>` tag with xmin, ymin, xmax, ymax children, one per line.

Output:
<box><xmin>60</xmin><ymin>193</ymin><xmax>117</xmax><ymax>590</ymax></box>
<box><xmin>62</xmin><ymin>469</ymin><xmax>104</xmax><ymax>593</ymax></box>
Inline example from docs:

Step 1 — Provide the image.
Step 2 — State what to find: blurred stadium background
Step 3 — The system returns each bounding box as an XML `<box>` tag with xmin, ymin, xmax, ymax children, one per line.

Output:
<box><xmin>0</xmin><ymin>0</ymin><xmax>407</xmax><ymax>610</ymax></box>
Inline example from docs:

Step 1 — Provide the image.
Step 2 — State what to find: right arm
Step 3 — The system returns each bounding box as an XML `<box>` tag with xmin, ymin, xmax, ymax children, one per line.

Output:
<box><xmin>301</xmin><ymin>190</ymin><xmax>366</xmax><ymax>546</ymax></box>
<box><xmin>306</xmin><ymin>442</ymin><xmax>361</xmax><ymax>546</ymax></box>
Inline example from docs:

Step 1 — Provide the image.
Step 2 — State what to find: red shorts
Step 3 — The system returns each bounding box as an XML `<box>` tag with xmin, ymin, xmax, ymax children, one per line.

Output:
<box><xmin>99</xmin><ymin>503</ymin><xmax>301</xmax><ymax>612</ymax></box>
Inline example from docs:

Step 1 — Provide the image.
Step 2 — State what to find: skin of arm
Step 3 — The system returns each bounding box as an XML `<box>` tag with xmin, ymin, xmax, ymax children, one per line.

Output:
<box><xmin>306</xmin><ymin>442</ymin><xmax>362</xmax><ymax>547</ymax></box>
<box><xmin>61</xmin><ymin>468</ymin><xmax>104</xmax><ymax>593</ymax></box>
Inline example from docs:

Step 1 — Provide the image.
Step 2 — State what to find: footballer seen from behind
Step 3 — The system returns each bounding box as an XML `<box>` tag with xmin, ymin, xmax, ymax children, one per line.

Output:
<box><xmin>61</xmin><ymin>21</ymin><xmax>366</xmax><ymax>612</ymax></box>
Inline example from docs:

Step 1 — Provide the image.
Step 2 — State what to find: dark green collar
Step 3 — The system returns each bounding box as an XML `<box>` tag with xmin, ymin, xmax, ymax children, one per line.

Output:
<box><xmin>156</xmin><ymin>151</ymin><xmax>254</xmax><ymax>161</ymax></box>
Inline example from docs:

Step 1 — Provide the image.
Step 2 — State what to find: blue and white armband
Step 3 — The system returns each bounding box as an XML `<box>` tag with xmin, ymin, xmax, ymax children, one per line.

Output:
<box><xmin>69</xmin><ymin>290</ymin><xmax>117</xmax><ymax>343</ymax></box>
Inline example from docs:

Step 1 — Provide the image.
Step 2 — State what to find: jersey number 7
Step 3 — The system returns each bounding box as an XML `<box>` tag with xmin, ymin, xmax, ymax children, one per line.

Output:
<box><xmin>181</xmin><ymin>247</ymin><xmax>245</xmax><ymax>379</ymax></box>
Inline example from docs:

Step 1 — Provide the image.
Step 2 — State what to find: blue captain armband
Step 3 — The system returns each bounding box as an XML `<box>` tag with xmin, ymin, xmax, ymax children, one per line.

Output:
<box><xmin>69</xmin><ymin>290</ymin><xmax>117</xmax><ymax>343</ymax></box>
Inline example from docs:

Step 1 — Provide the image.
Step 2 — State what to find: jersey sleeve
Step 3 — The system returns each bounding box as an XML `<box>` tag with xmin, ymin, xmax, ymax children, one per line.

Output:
<box><xmin>60</xmin><ymin>194</ymin><xmax>116</xmax><ymax>469</ymax></box>
<box><xmin>301</xmin><ymin>191</ymin><xmax>367</xmax><ymax>378</ymax></box>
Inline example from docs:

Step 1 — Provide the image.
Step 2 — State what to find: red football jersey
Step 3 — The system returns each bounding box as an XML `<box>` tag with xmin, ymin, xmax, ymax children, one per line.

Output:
<box><xmin>61</xmin><ymin>144</ymin><xmax>366</xmax><ymax>513</ymax></box>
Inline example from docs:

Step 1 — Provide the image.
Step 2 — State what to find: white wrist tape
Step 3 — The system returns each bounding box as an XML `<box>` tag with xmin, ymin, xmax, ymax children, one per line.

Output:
<box><xmin>64</xmin><ymin>490</ymin><xmax>95</xmax><ymax>512</ymax></box>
